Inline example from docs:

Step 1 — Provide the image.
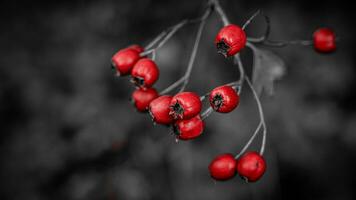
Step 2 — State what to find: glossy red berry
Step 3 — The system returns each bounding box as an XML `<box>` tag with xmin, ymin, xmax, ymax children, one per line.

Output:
<box><xmin>172</xmin><ymin>115</ymin><xmax>204</xmax><ymax>140</ymax></box>
<box><xmin>131</xmin><ymin>88</ymin><xmax>159</xmax><ymax>112</ymax></box>
<box><xmin>236</xmin><ymin>151</ymin><xmax>266</xmax><ymax>182</ymax></box>
<box><xmin>215</xmin><ymin>24</ymin><xmax>247</xmax><ymax>57</ymax></box>
<box><xmin>209</xmin><ymin>153</ymin><xmax>237</xmax><ymax>181</ymax></box>
<box><xmin>169</xmin><ymin>92</ymin><xmax>202</xmax><ymax>120</ymax></box>
<box><xmin>149</xmin><ymin>95</ymin><xmax>174</xmax><ymax>125</ymax></box>
<box><xmin>209</xmin><ymin>85</ymin><xmax>239</xmax><ymax>113</ymax></box>
<box><xmin>313</xmin><ymin>28</ymin><xmax>336</xmax><ymax>53</ymax></box>
<box><xmin>131</xmin><ymin>58</ymin><xmax>159</xmax><ymax>88</ymax></box>
<box><xmin>111</xmin><ymin>45</ymin><xmax>144</xmax><ymax>76</ymax></box>
<box><xmin>128</xmin><ymin>44</ymin><xmax>144</xmax><ymax>53</ymax></box>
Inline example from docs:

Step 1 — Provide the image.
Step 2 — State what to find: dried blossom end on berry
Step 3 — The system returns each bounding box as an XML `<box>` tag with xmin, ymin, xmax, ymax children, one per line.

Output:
<box><xmin>211</xmin><ymin>94</ymin><xmax>224</xmax><ymax>111</ymax></box>
<box><xmin>131</xmin><ymin>76</ymin><xmax>145</xmax><ymax>87</ymax></box>
<box><xmin>169</xmin><ymin>101</ymin><xmax>184</xmax><ymax>120</ymax></box>
<box><xmin>216</xmin><ymin>39</ymin><xmax>230</xmax><ymax>58</ymax></box>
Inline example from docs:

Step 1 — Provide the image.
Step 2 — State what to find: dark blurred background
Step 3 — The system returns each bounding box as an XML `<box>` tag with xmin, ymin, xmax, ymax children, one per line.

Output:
<box><xmin>1</xmin><ymin>0</ymin><xmax>355</xmax><ymax>199</ymax></box>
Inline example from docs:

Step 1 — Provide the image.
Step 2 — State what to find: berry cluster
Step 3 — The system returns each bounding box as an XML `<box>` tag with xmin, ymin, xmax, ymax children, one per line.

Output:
<box><xmin>209</xmin><ymin>152</ymin><xmax>266</xmax><ymax>182</ymax></box>
<box><xmin>110</xmin><ymin>0</ymin><xmax>336</xmax><ymax>183</ymax></box>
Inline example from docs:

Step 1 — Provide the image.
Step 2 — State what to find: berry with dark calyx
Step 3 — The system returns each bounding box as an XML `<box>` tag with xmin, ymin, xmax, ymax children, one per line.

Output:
<box><xmin>111</xmin><ymin>48</ymin><xmax>141</xmax><ymax>76</ymax></box>
<box><xmin>169</xmin><ymin>92</ymin><xmax>202</xmax><ymax>120</ymax></box>
<box><xmin>236</xmin><ymin>151</ymin><xmax>266</xmax><ymax>182</ymax></box>
<box><xmin>131</xmin><ymin>58</ymin><xmax>159</xmax><ymax>88</ymax></box>
<box><xmin>215</xmin><ymin>24</ymin><xmax>247</xmax><ymax>57</ymax></box>
<box><xmin>313</xmin><ymin>28</ymin><xmax>336</xmax><ymax>53</ymax></box>
<box><xmin>149</xmin><ymin>95</ymin><xmax>174</xmax><ymax>125</ymax></box>
<box><xmin>209</xmin><ymin>85</ymin><xmax>239</xmax><ymax>113</ymax></box>
<box><xmin>131</xmin><ymin>88</ymin><xmax>159</xmax><ymax>112</ymax></box>
<box><xmin>172</xmin><ymin>115</ymin><xmax>204</xmax><ymax>140</ymax></box>
<box><xmin>209</xmin><ymin>153</ymin><xmax>237</xmax><ymax>181</ymax></box>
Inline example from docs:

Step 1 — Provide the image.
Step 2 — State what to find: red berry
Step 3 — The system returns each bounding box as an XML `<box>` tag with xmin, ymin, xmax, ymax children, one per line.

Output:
<box><xmin>209</xmin><ymin>85</ymin><xmax>239</xmax><ymax>113</ymax></box>
<box><xmin>236</xmin><ymin>151</ymin><xmax>266</xmax><ymax>182</ymax></box>
<box><xmin>111</xmin><ymin>48</ymin><xmax>141</xmax><ymax>76</ymax></box>
<box><xmin>215</xmin><ymin>24</ymin><xmax>247</xmax><ymax>57</ymax></box>
<box><xmin>209</xmin><ymin>153</ymin><xmax>237</xmax><ymax>181</ymax></box>
<box><xmin>128</xmin><ymin>44</ymin><xmax>144</xmax><ymax>53</ymax></box>
<box><xmin>131</xmin><ymin>58</ymin><xmax>159</xmax><ymax>88</ymax></box>
<box><xmin>131</xmin><ymin>88</ymin><xmax>159</xmax><ymax>112</ymax></box>
<box><xmin>169</xmin><ymin>92</ymin><xmax>202</xmax><ymax>120</ymax></box>
<box><xmin>149</xmin><ymin>95</ymin><xmax>174</xmax><ymax>125</ymax></box>
<box><xmin>313</xmin><ymin>28</ymin><xmax>336</xmax><ymax>53</ymax></box>
<box><xmin>172</xmin><ymin>115</ymin><xmax>204</xmax><ymax>140</ymax></box>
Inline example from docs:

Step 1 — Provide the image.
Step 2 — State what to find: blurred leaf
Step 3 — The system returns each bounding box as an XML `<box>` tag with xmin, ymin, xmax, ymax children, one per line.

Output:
<box><xmin>251</xmin><ymin>47</ymin><xmax>286</xmax><ymax>96</ymax></box>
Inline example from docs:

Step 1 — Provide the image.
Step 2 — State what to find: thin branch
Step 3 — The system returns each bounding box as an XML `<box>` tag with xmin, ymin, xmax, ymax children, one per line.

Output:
<box><xmin>242</xmin><ymin>10</ymin><xmax>261</xmax><ymax>30</ymax></box>
<box><xmin>144</xmin><ymin>31</ymin><xmax>167</xmax><ymax>50</ymax></box>
<box><xmin>233</xmin><ymin>54</ymin><xmax>245</xmax><ymax>95</ymax></box>
<box><xmin>235</xmin><ymin>121</ymin><xmax>262</xmax><ymax>159</ymax></box>
<box><xmin>246</xmin><ymin>13</ymin><xmax>270</xmax><ymax>43</ymax></box>
<box><xmin>141</xmin><ymin>4</ymin><xmax>213</xmax><ymax>57</ymax></box>
<box><xmin>179</xmin><ymin>12</ymin><xmax>209</xmax><ymax>92</ymax></box>
<box><xmin>160</xmin><ymin>77</ymin><xmax>185</xmax><ymax>95</ymax></box>
<box><xmin>201</xmin><ymin>107</ymin><xmax>213</xmax><ymax>120</ymax></box>
<box><xmin>245</xmin><ymin>12</ymin><xmax>312</xmax><ymax>47</ymax></box>
<box><xmin>245</xmin><ymin>76</ymin><xmax>267</xmax><ymax>155</ymax></box>
<box><xmin>141</xmin><ymin>20</ymin><xmax>188</xmax><ymax>57</ymax></box>
<box><xmin>159</xmin><ymin>5</ymin><xmax>213</xmax><ymax>95</ymax></box>
<box><xmin>261</xmin><ymin>39</ymin><xmax>313</xmax><ymax>47</ymax></box>
<box><xmin>211</xmin><ymin>0</ymin><xmax>230</xmax><ymax>26</ymax></box>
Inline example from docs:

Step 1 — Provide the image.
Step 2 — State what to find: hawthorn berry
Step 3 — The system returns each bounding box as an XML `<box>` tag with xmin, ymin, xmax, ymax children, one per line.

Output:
<box><xmin>111</xmin><ymin>47</ymin><xmax>141</xmax><ymax>76</ymax></box>
<box><xmin>169</xmin><ymin>92</ymin><xmax>202</xmax><ymax>120</ymax></box>
<box><xmin>128</xmin><ymin>44</ymin><xmax>144</xmax><ymax>53</ymax></box>
<box><xmin>131</xmin><ymin>58</ymin><xmax>160</xmax><ymax>88</ymax></box>
<box><xmin>149</xmin><ymin>95</ymin><xmax>174</xmax><ymax>125</ymax></box>
<box><xmin>208</xmin><ymin>153</ymin><xmax>237</xmax><ymax>181</ymax></box>
<box><xmin>236</xmin><ymin>151</ymin><xmax>266</xmax><ymax>182</ymax></box>
<box><xmin>131</xmin><ymin>88</ymin><xmax>159</xmax><ymax>112</ymax></box>
<box><xmin>313</xmin><ymin>28</ymin><xmax>336</xmax><ymax>53</ymax></box>
<box><xmin>209</xmin><ymin>85</ymin><xmax>239</xmax><ymax>113</ymax></box>
<box><xmin>172</xmin><ymin>115</ymin><xmax>204</xmax><ymax>140</ymax></box>
<box><xmin>215</xmin><ymin>24</ymin><xmax>247</xmax><ymax>57</ymax></box>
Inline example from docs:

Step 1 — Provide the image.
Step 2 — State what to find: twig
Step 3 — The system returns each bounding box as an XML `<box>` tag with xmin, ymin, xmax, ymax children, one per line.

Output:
<box><xmin>246</xmin><ymin>13</ymin><xmax>270</xmax><ymax>43</ymax></box>
<box><xmin>141</xmin><ymin>20</ymin><xmax>188</xmax><ymax>57</ymax></box>
<box><xmin>179</xmin><ymin>9</ymin><xmax>210</xmax><ymax>92</ymax></box>
<box><xmin>261</xmin><ymin>39</ymin><xmax>313</xmax><ymax>47</ymax></box>
<box><xmin>144</xmin><ymin>31</ymin><xmax>167</xmax><ymax>50</ymax></box>
<box><xmin>211</xmin><ymin>0</ymin><xmax>230</xmax><ymax>26</ymax></box>
<box><xmin>233</xmin><ymin>54</ymin><xmax>245</xmax><ymax>94</ymax></box>
<box><xmin>159</xmin><ymin>5</ymin><xmax>213</xmax><ymax>94</ymax></box>
<box><xmin>201</xmin><ymin>107</ymin><xmax>213</xmax><ymax>120</ymax></box>
<box><xmin>242</xmin><ymin>10</ymin><xmax>261</xmax><ymax>30</ymax></box>
<box><xmin>235</xmin><ymin>121</ymin><xmax>262</xmax><ymax>159</ymax></box>
<box><xmin>245</xmin><ymin>76</ymin><xmax>267</xmax><ymax>155</ymax></box>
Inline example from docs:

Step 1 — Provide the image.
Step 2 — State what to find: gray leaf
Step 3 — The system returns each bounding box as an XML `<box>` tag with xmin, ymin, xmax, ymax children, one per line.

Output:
<box><xmin>251</xmin><ymin>47</ymin><xmax>286</xmax><ymax>96</ymax></box>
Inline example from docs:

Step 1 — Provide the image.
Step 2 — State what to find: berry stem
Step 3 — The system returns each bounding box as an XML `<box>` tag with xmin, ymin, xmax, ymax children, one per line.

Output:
<box><xmin>141</xmin><ymin>3</ymin><xmax>213</xmax><ymax>57</ymax></box>
<box><xmin>141</xmin><ymin>20</ymin><xmax>188</xmax><ymax>57</ymax></box>
<box><xmin>144</xmin><ymin>31</ymin><xmax>167</xmax><ymax>50</ymax></box>
<box><xmin>201</xmin><ymin>107</ymin><xmax>214</xmax><ymax>120</ymax></box>
<box><xmin>235</xmin><ymin>121</ymin><xmax>262</xmax><ymax>159</ymax></box>
<box><xmin>233</xmin><ymin>54</ymin><xmax>245</xmax><ymax>93</ymax></box>
<box><xmin>242</xmin><ymin>10</ymin><xmax>261</xmax><ymax>30</ymax></box>
<box><xmin>179</xmin><ymin>7</ymin><xmax>211</xmax><ymax>92</ymax></box>
<box><xmin>211</xmin><ymin>0</ymin><xmax>230</xmax><ymax>26</ymax></box>
<box><xmin>246</xmin><ymin>14</ymin><xmax>271</xmax><ymax>43</ymax></box>
<box><xmin>245</xmin><ymin>76</ymin><xmax>267</xmax><ymax>155</ymax></box>
<box><xmin>264</xmin><ymin>39</ymin><xmax>313</xmax><ymax>47</ymax></box>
